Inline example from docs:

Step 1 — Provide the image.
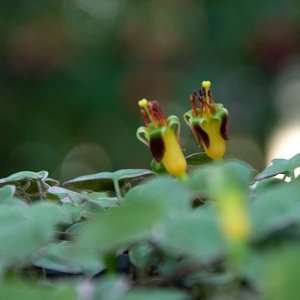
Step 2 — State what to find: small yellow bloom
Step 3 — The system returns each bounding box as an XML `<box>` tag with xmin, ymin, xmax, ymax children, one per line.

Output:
<box><xmin>137</xmin><ymin>99</ymin><xmax>187</xmax><ymax>177</ymax></box>
<box><xmin>184</xmin><ymin>81</ymin><xmax>228</xmax><ymax>160</ymax></box>
<box><xmin>161</xmin><ymin>128</ymin><xmax>187</xmax><ymax>177</ymax></box>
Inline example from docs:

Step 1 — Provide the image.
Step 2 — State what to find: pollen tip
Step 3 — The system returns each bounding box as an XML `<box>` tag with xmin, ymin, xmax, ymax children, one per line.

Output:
<box><xmin>202</xmin><ymin>80</ymin><xmax>211</xmax><ymax>90</ymax></box>
<box><xmin>138</xmin><ymin>98</ymin><xmax>148</xmax><ymax>108</ymax></box>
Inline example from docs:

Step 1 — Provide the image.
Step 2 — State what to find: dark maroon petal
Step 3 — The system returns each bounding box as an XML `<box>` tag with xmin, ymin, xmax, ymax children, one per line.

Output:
<box><xmin>149</xmin><ymin>136</ymin><xmax>165</xmax><ymax>162</ymax></box>
<box><xmin>220</xmin><ymin>115</ymin><xmax>228</xmax><ymax>141</ymax></box>
<box><xmin>193</xmin><ymin>124</ymin><xmax>210</xmax><ymax>148</ymax></box>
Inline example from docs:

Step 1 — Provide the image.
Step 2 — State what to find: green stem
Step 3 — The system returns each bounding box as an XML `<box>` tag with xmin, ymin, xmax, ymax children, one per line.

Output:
<box><xmin>113</xmin><ymin>178</ymin><xmax>123</xmax><ymax>202</ymax></box>
<box><xmin>177</xmin><ymin>172</ymin><xmax>189</xmax><ymax>182</ymax></box>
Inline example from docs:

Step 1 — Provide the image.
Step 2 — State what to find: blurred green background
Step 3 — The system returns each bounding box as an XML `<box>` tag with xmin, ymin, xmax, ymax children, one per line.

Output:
<box><xmin>1</xmin><ymin>0</ymin><xmax>300</xmax><ymax>180</ymax></box>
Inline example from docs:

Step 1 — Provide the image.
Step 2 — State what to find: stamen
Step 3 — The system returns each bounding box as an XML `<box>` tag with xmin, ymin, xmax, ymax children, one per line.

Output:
<box><xmin>150</xmin><ymin>101</ymin><xmax>167</xmax><ymax>126</ymax></box>
<box><xmin>202</xmin><ymin>80</ymin><xmax>211</xmax><ymax>105</ymax></box>
<box><xmin>140</xmin><ymin>108</ymin><xmax>150</xmax><ymax>127</ymax></box>
<box><xmin>208</xmin><ymin>90</ymin><xmax>215</xmax><ymax>104</ymax></box>
<box><xmin>138</xmin><ymin>98</ymin><xmax>153</xmax><ymax>125</ymax></box>
<box><xmin>148</xmin><ymin>101</ymin><xmax>158</xmax><ymax>127</ymax></box>
<box><xmin>190</xmin><ymin>92</ymin><xmax>197</xmax><ymax>117</ymax></box>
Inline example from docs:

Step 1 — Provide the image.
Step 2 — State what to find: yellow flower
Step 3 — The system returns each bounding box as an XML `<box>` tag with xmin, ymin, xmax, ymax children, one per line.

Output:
<box><xmin>137</xmin><ymin>99</ymin><xmax>187</xmax><ymax>177</ymax></box>
<box><xmin>184</xmin><ymin>81</ymin><xmax>228</xmax><ymax>160</ymax></box>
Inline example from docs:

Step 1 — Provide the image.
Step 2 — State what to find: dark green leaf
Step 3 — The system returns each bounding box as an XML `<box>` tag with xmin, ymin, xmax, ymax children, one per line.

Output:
<box><xmin>63</xmin><ymin>169</ymin><xmax>153</xmax><ymax>192</ymax></box>
<box><xmin>185</xmin><ymin>152</ymin><xmax>212</xmax><ymax>166</ymax></box>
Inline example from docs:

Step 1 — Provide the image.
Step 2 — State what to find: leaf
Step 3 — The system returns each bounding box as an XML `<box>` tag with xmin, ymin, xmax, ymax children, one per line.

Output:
<box><xmin>262</xmin><ymin>244</ymin><xmax>300</xmax><ymax>300</ymax></box>
<box><xmin>251</xmin><ymin>179</ymin><xmax>300</xmax><ymax>241</ymax></box>
<box><xmin>34</xmin><ymin>241</ymin><xmax>104</xmax><ymax>276</ymax></box>
<box><xmin>255</xmin><ymin>153</ymin><xmax>300</xmax><ymax>181</ymax></box>
<box><xmin>129</xmin><ymin>242</ymin><xmax>157</xmax><ymax>269</ymax></box>
<box><xmin>63</xmin><ymin>169</ymin><xmax>153</xmax><ymax>192</ymax></box>
<box><xmin>0</xmin><ymin>281</ymin><xmax>75</xmax><ymax>300</ymax></box>
<box><xmin>92</xmin><ymin>275</ymin><xmax>129</xmax><ymax>300</ymax></box>
<box><xmin>188</xmin><ymin>160</ymin><xmax>255</xmax><ymax>195</ymax></box>
<box><xmin>29</xmin><ymin>202</ymin><xmax>71</xmax><ymax>225</ymax></box>
<box><xmin>156</xmin><ymin>208</ymin><xmax>226</xmax><ymax>261</ymax></box>
<box><xmin>0</xmin><ymin>185</ymin><xmax>16</xmax><ymax>200</ymax></box>
<box><xmin>0</xmin><ymin>205</ymin><xmax>55</xmax><ymax>264</ymax></box>
<box><xmin>121</xmin><ymin>288</ymin><xmax>191</xmax><ymax>300</ymax></box>
<box><xmin>0</xmin><ymin>170</ymin><xmax>58</xmax><ymax>198</ymax></box>
<box><xmin>75</xmin><ymin>178</ymin><xmax>186</xmax><ymax>253</ymax></box>
<box><xmin>185</xmin><ymin>152</ymin><xmax>212</xmax><ymax>166</ymax></box>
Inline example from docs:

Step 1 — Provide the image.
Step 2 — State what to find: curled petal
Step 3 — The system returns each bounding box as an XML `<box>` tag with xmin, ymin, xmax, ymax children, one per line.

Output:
<box><xmin>193</xmin><ymin>124</ymin><xmax>210</xmax><ymax>148</ymax></box>
<box><xmin>220</xmin><ymin>115</ymin><xmax>228</xmax><ymax>141</ymax></box>
<box><xmin>167</xmin><ymin>115</ymin><xmax>180</xmax><ymax>139</ymax></box>
<box><xmin>136</xmin><ymin>127</ymin><xmax>149</xmax><ymax>146</ymax></box>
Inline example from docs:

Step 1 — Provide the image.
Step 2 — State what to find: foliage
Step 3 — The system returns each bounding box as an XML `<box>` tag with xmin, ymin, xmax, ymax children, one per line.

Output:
<box><xmin>0</xmin><ymin>155</ymin><xmax>300</xmax><ymax>299</ymax></box>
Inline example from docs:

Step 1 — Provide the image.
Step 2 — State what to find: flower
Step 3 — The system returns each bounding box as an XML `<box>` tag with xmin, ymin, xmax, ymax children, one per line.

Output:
<box><xmin>137</xmin><ymin>99</ymin><xmax>187</xmax><ymax>177</ymax></box>
<box><xmin>184</xmin><ymin>81</ymin><xmax>228</xmax><ymax>160</ymax></box>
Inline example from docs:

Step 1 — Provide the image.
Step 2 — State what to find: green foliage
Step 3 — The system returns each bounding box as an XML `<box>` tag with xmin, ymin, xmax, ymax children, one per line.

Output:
<box><xmin>0</xmin><ymin>156</ymin><xmax>300</xmax><ymax>299</ymax></box>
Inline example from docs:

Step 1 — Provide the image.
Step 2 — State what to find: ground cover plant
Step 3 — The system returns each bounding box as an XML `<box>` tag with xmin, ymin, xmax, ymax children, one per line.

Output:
<box><xmin>1</xmin><ymin>81</ymin><xmax>300</xmax><ymax>300</ymax></box>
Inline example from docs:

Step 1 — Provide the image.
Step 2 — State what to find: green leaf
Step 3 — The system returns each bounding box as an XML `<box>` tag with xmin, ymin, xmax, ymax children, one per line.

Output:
<box><xmin>63</xmin><ymin>169</ymin><xmax>153</xmax><ymax>192</ymax></box>
<box><xmin>0</xmin><ymin>281</ymin><xmax>76</xmax><ymax>300</ymax></box>
<box><xmin>156</xmin><ymin>208</ymin><xmax>226</xmax><ymax>261</ymax></box>
<box><xmin>92</xmin><ymin>275</ymin><xmax>129</xmax><ymax>300</ymax></box>
<box><xmin>0</xmin><ymin>185</ymin><xmax>16</xmax><ymax>200</ymax></box>
<box><xmin>0</xmin><ymin>204</ymin><xmax>55</xmax><ymax>265</ymax></box>
<box><xmin>262</xmin><ymin>244</ymin><xmax>300</xmax><ymax>300</ymax></box>
<box><xmin>251</xmin><ymin>179</ymin><xmax>300</xmax><ymax>240</ymax></box>
<box><xmin>34</xmin><ymin>241</ymin><xmax>104</xmax><ymax>276</ymax></box>
<box><xmin>255</xmin><ymin>153</ymin><xmax>300</xmax><ymax>181</ymax></box>
<box><xmin>188</xmin><ymin>160</ymin><xmax>255</xmax><ymax>195</ymax></box>
<box><xmin>185</xmin><ymin>152</ymin><xmax>212</xmax><ymax>166</ymax></box>
<box><xmin>0</xmin><ymin>171</ymin><xmax>48</xmax><ymax>182</ymax></box>
<box><xmin>75</xmin><ymin>178</ymin><xmax>184</xmax><ymax>253</ymax></box>
<box><xmin>0</xmin><ymin>170</ymin><xmax>58</xmax><ymax>198</ymax></box>
<box><xmin>129</xmin><ymin>242</ymin><xmax>157</xmax><ymax>269</ymax></box>
<box><xmin>122</xmin><ymin>288</ymin><xmax>191</xmax><ymax>300</ymax></box>
<box><xmin>29</xmin><ymin>202</ymin><xmax>71</xmax><ymax>225</ymax></box>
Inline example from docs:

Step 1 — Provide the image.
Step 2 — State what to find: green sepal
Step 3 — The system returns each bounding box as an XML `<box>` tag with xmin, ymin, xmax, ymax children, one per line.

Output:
<box><xmin>167</xmin><ymin>115</ymin><xmax>180</xmax><ymax>138</ymax></box>
<box><xmin>150</xmin><ymin>159</ymin><xmax>167</xmax><ymax>174</ymax></box>
<box><xmin>136</xmin><ymin>126</ymin><xmax>149</xmax><ymax>146</ymax></box>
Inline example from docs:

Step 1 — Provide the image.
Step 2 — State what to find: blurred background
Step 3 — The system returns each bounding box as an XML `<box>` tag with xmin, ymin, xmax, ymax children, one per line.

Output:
<box><xmin>1</xmin><ymin>0</ymin><xmax>300</xmax><ymax>180</ymax></box>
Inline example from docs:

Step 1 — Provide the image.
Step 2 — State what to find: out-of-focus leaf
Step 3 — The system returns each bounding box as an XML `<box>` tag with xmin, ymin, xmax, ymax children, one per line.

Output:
<box><xmin>251</xmin><ymin>179</ymin><xmax>300</xmax><ymax>240</ymax></box>
<box><xmin>188</xmin><ymin>160</ymin><xmax>255</xmax><ymax>195</ymax></box>
<box><xmin>253</xmin><ymin>178</ymin><xmax>284</xmax><ymax>194</ymax></box>
<box><xmin>0</xmin><ymin>185</ymin><xmax>16</xmax><ymax>200</ymax></box>
<box><xmin>63</xmin><ymin>169</ymin><xmax>153</xmax><ymax>192</ymax></box>
<box><xmin>92</xmin><ymin>275</ymin><xmax>129</xmax><ymax>300</ymax></box>
<box><xmin>0</xmin><ymin>205</ymin><xmax>55</xmax><ymax>264</ymax></box>
<box><xmin>156</xmin><ymin>208</ymin><xmax>225</xmax><ymax>261</ymax></box>
<box><xmin>29</xmin><ymin>202</ymin><xmax>71</xmax><ymax>225</ymax></box>
<box><xmin>262</xmin><ymin>244</ymin><xmax>300</xmax><ymax>300</ymax></box>
<box><xmin>75</xmin><ymin>178</ymin><xmax>186</xmax><ymax>253</ymax></box>
<box><xmin>129</xmin><ymin>242</ymin><xmax>157</xmax><ymax>269</ymax></box>
<box><xmin>0</xmin><ymin>281</ymin><xmax>75</xmax><ymax>300</ymax></box>
<box><xmin>121</xmin><ymin>288</ymin><xmax>191</xmax><ymax>300</ymax></box>
<box><xmin>34</xmin><ymin>241</ymin><xmax>104</xmax><ymax>276</ymax></box>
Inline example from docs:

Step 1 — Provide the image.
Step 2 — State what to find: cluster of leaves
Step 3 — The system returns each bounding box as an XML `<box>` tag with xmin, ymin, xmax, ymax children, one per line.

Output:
<box><xmin>1</xmin><ymin>154</ymin><xmax>300</xmax><ymax>299</ymax></box>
